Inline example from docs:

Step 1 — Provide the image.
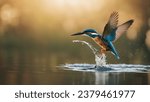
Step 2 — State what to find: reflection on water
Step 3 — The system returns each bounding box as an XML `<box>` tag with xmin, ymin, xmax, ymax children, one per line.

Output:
<box><xmin>62</xmin><ymin>64</ymin><xmax>150</xmax><ymax>85</ymax></box>
<box><xmin>0</xmin><ymin>49</ymin><xmax>150</xmax><ymax>85</ymax></box>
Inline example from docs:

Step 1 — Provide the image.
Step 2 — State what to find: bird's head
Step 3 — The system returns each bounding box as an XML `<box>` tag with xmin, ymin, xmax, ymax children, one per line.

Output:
<box><xmin>71</xmin><ymin>29</ymin><xmax>98</xmax><ymax>38</ymax></box>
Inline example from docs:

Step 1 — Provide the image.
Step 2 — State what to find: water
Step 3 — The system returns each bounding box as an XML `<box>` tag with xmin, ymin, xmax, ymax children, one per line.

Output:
<box><xmin>62</xmin><ymin>63</ymin><xmax>150</xmax><ymax>73</ymax></box>
<box><xmin>60</xmin><ymin>40</ymin><xmax>150</xmax><ymax>85</ymax></box>
<box><xmin>63</xmin><ymin>40</ymin><xmax>150</xmax><ymax>73</ymax></box>
<box><xmin>0</xmin><ymin>43</ymin><xmax>150</xmax><ymax>85</ymax></box>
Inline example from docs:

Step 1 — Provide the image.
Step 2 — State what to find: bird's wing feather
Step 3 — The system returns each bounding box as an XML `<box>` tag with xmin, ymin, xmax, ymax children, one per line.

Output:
<box><xmin>114</xmin><ymin>19</ymin><xmax>134</xmax><ymax>42</ymax></box>
<box><xmin>102</xmin><ymin>12</ymin><xmax>119</xmax><ymax>38</ymax></box>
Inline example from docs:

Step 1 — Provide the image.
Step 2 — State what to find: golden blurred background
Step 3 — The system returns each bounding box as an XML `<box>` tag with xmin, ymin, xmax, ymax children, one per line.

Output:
<box><xmin>0</xmin><ymin>0</ymin><xmax>150</xmax><ymax>64</ymax></box>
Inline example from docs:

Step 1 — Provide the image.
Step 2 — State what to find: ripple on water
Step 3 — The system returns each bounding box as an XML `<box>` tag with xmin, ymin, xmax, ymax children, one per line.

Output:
<box><xmin>61</xmin><ymin>64</ymin><xmax>150</xmax><ymax>73</ymax></box>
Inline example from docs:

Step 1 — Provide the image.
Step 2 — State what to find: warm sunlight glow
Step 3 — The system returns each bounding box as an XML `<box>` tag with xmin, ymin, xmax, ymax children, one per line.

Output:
<box><xmin>42</xmin><ymin>0</ymin><xmax>104</xmax><ymax>13</ymax></box>
<box><xmin>0</xmin><ymin>4</ymin><xmax>19</xmax><ymax>26</ymax></box>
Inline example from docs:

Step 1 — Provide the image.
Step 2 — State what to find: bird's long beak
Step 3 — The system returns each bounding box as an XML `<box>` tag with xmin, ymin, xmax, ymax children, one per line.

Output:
<box><xmin>71</xmin><ymin>32</ymin><xmax>84</xmax><ymax>36</ymax></box>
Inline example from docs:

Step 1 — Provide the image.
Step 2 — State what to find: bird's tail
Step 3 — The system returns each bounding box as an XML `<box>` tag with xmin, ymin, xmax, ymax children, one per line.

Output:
<box><xmin>108</xmin><ymin>41</ymin><xmax>120</xmax><ymax>59</ymax></box>
<box><xmin>111</xmin><ymin>51</ymin><xmax>120</xmax><ymax>59</ymax></box>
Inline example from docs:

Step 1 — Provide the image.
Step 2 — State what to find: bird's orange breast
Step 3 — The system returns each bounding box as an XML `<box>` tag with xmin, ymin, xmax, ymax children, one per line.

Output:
<box><xmin>92</xmin><ymin>37</ymin><xmax>107</xmax><ymax>50</ymax></box>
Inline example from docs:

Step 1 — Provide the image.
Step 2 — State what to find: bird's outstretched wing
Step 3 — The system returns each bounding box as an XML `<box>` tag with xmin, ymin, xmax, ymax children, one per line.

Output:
<box><xmin>114</xmin><ymin>19</ymin><xmax>134</xmax><ymax>42</ymax></box>
<box><xmin>102</xmin><ymin>12</ymin><xmax>119</xmax><ymax>39</ymax></box>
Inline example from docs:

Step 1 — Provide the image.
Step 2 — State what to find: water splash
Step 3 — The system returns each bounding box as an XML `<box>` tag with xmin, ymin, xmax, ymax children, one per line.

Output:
<box><xmin>58</xmin><ymin>40</ymin><xmax>150</xmax><ymax>73</ymax></box>
<box><xmin>73</xmin><ymin>40</ymin><xmax>106</xmax><ymax>66</ymax></box>
<box><xmin>61</xmin><ymin>64</ymin><xmax>150</xmax><ymax>73</ymax></box>
<box><xmin>67</xmin><ymin>40</ymin><xmax>150</xmax><ymax>73</ymax></box>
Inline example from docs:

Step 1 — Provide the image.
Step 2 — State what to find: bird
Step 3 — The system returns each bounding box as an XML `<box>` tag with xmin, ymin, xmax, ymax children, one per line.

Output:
<box><xmin>71</xmin><ymin>12</ymin><xmax>134</xmax><ymax>59</ymax></box>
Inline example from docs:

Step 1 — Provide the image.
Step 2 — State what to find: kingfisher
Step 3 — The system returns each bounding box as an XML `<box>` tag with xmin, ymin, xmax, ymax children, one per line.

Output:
<box><xmin>71</xmin><ymin>12</ymin><xmax>134</xmax><ymax>59</ymax></box>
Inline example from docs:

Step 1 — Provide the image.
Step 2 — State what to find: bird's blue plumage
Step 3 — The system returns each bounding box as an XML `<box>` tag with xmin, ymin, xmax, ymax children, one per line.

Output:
<box><xmin>104</xmin><ymin>29</ymin><xmax>116</xmax><ymax>41</ymax></box>
<box><xmin>102</xmin><ymin>29</ymin><xmax>120</xmax><ymax>59</ymax></box>
<box><xmin>83</xmin><ymin>29</ymin><xmax>97</xmax><ymax>33</ymax></box>
<box><xmin>71</xmin><ymin>12</ymin><xmax>133</xmax><ymax>60</ymax></box>
<box><xmin>107</xmin><ymin>41</ymin><xmax>120</xmax><ymax>59</ymax></box>
<box><xmin>82</xmin><ymin>29</ymin><xmax>120</xmax><ymax>59</ymax></box>
<box><xmin>83</xmin><ymin>29</ymin><xmax>99</xmax><ymax>38</ymax></box>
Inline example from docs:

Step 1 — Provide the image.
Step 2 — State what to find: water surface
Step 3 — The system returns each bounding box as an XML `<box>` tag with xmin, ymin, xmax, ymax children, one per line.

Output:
<box><xmin>0</xmin><ymin>48</ymin><xmax>150</xmax><ymax>85</ymax></box>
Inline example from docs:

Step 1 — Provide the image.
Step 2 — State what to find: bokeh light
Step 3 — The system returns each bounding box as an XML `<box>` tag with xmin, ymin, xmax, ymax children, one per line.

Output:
<box><xmin>0</xmin><ymin>4</ymin><xmax>19</xmax><ymax>26</ymax></box>
<box><xmin>0</xmin><ymin>0</ymin><xmax>149</xmax><ymax>65</ymax></box>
